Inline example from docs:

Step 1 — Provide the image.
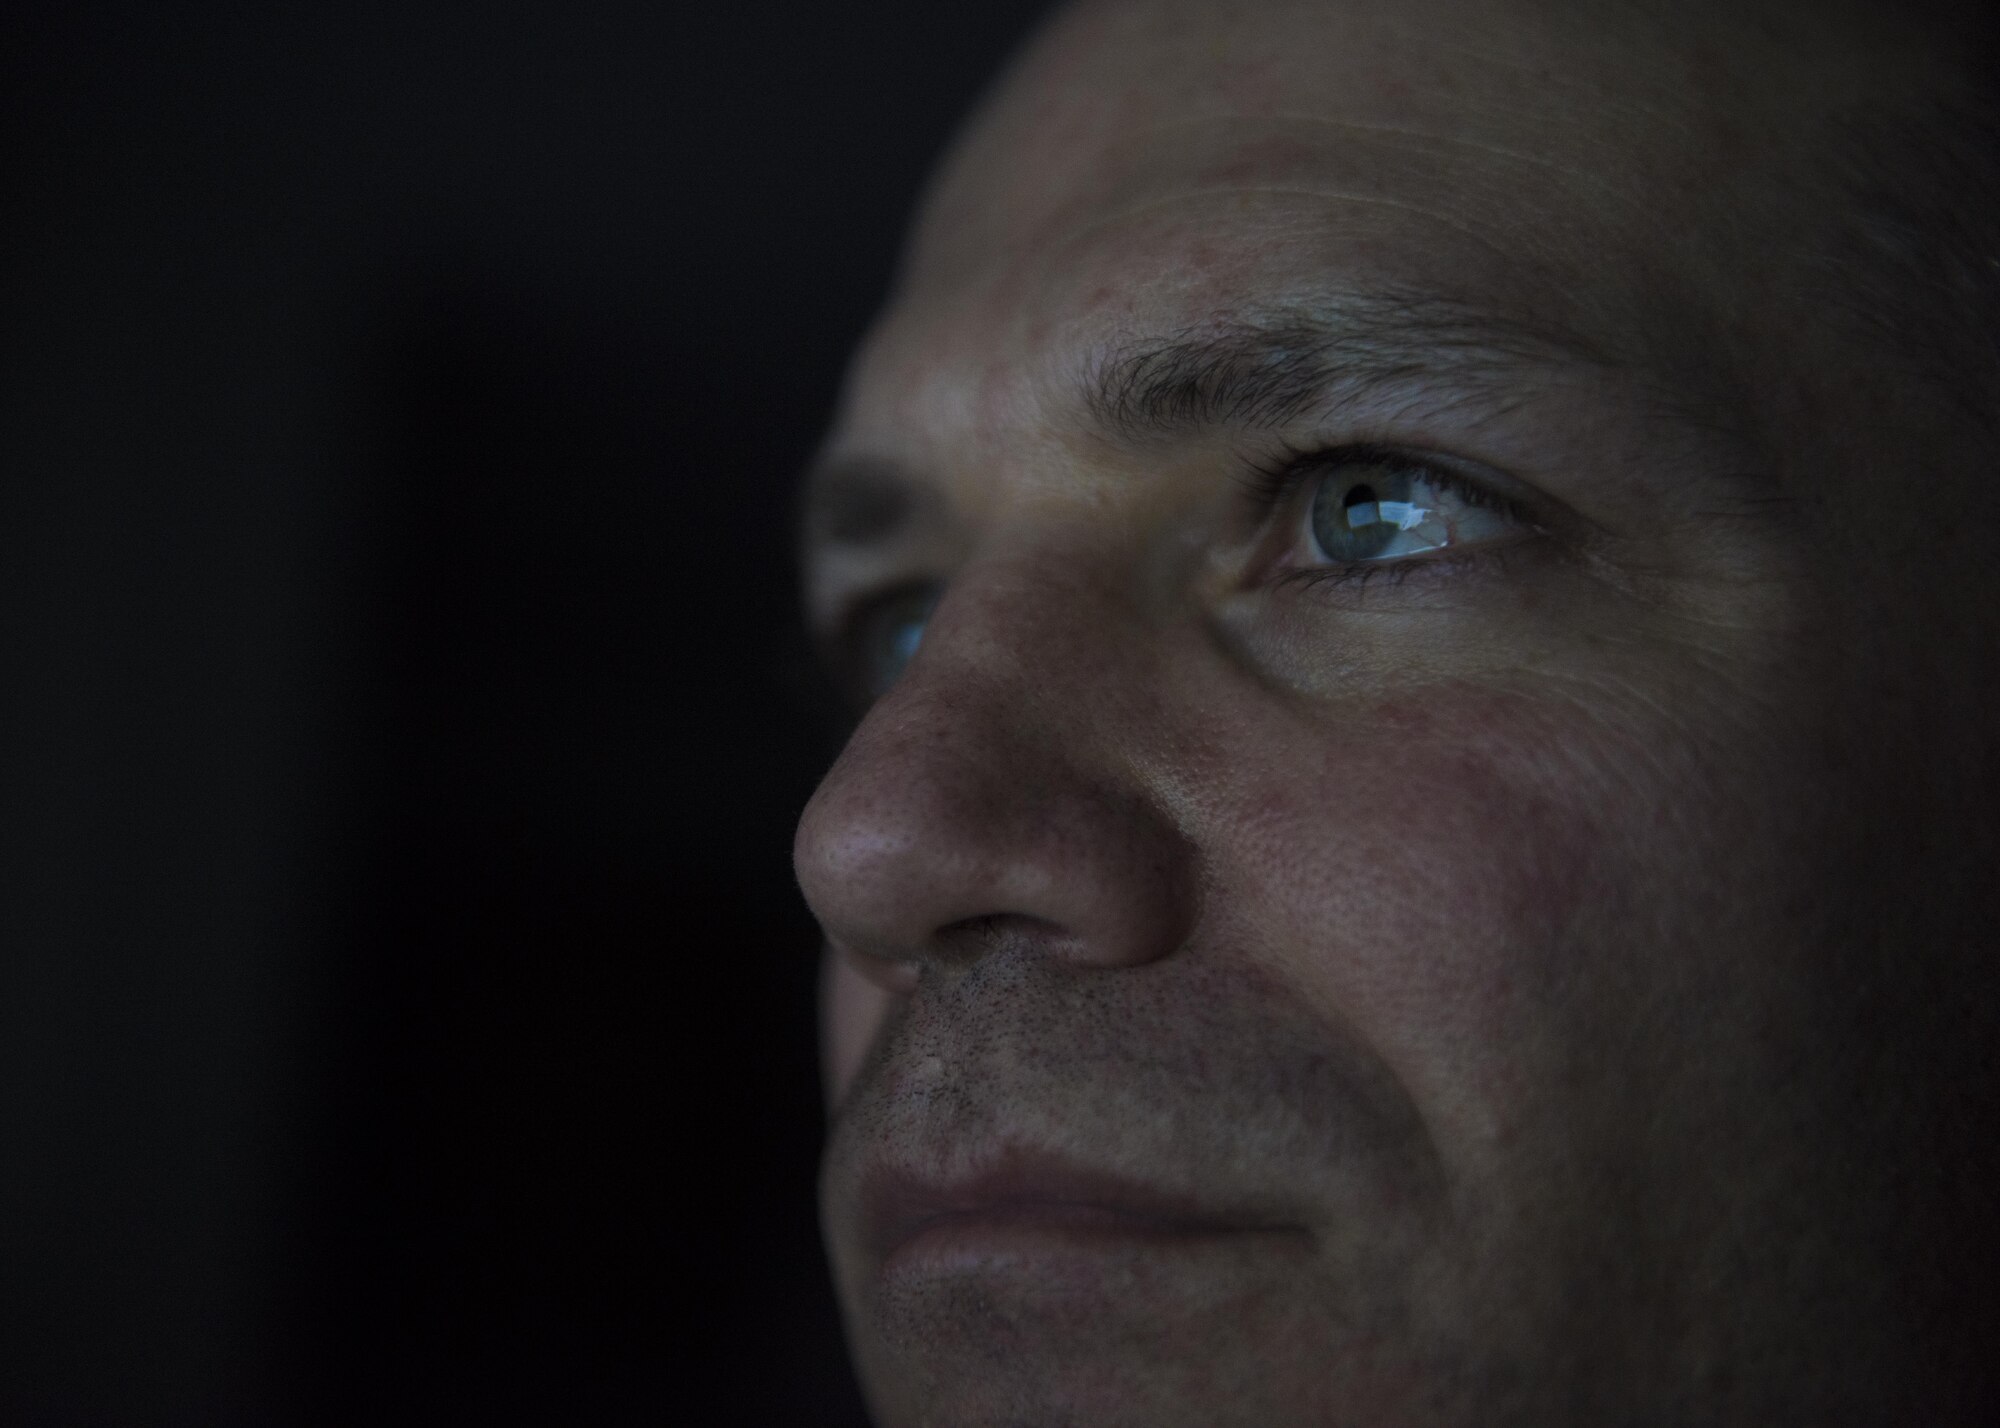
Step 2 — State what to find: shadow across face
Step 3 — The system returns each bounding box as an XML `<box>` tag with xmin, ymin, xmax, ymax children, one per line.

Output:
<box><xmin>794</xmin><ymin>0</ymin><xmax>2000</xmax><ymax>1423</ymax></box>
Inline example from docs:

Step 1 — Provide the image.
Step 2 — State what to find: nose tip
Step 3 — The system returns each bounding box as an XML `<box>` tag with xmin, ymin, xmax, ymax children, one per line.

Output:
<box><xmin>791</xmin><ymin>672</ymin><xmax>1199</xmax><ymax>977</ymax></box>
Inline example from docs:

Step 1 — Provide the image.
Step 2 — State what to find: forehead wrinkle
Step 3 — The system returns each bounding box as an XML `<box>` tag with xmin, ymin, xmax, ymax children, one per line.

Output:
<box><xmin>1084</xmin><ymin>111</ymin><xmax>1652</xmax><ymax>208</ymax></box>
<box><xmin>1013</xmin><ymin>186</ymin><xmax>1545</xmax><ymax>290</ymax></box>
<box><xmin>1357</xmin><ymin>10</ymin><xmax>1711</xmax><ymax>141</ymax></box>
<box><xmin>1233</xmin><ymin>116</ymin><xmax>1651</xmax><ymax>215</ymax></box>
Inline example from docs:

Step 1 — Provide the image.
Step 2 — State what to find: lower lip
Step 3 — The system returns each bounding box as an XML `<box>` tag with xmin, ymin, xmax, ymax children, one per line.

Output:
<box><xmin>880</xmin><ymin>1201</ymin><xmax>1290</xmax><ymax>1279</ymax></box>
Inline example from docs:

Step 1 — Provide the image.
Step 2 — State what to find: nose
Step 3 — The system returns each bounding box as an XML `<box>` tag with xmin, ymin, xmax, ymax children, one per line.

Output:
<box><xmin>792</xmin><ymin>561</ymin><xmax>1199</xmax><ymax>982</ymax></box>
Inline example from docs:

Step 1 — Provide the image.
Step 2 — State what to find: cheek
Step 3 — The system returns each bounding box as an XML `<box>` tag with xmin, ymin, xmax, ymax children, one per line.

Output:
<box><xmin>1211</xmin><ymin>687</ymin><xmax>1661</xmax><ymax>1148</ymax></box>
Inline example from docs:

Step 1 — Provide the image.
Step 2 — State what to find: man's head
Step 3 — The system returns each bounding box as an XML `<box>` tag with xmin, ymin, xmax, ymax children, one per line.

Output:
<box><xmin>792</xmin><ymin>0</ymin><xmax>2000</xmax><ymax>1421</ymax></box>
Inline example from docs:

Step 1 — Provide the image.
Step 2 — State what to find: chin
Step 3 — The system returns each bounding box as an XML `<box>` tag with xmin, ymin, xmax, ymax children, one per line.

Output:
<box><xmin>836</xmin><ymin>1247</ymin><xmax>1464</xmax><ymax>1428</ymax></box>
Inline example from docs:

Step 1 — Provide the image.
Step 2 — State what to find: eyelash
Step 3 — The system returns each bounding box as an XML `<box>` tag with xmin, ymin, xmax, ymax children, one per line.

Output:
<box><xmin>1237</xmin><ymin>439</ymin><xmax>1536</xmax><ymax>592</ymax></box>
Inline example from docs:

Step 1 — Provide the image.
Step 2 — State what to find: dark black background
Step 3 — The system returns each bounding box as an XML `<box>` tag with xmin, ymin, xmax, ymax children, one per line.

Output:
<box><xmin>3</xmin><ymin>2</ymin><xmax>1049</xmax><ymax>1422</ymax></box>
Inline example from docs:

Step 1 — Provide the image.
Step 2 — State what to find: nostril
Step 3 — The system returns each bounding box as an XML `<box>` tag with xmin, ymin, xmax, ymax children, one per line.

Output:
<box><xmin>935</xmin><ymin>911</ymin><xmax>1077</xmax><ymax>965</ymax></box>
<box><xmin>835</xmin><ymin>937</ymin><xmax>921</xmax><ymax>994</ymax></box>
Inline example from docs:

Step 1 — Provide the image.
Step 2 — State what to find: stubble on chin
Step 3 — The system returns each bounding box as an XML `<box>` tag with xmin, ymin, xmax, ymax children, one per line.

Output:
<box><xmin>819</xmin><ymin>945</ymin><xmax>1573</xmax><ymax>1428</ymax></box>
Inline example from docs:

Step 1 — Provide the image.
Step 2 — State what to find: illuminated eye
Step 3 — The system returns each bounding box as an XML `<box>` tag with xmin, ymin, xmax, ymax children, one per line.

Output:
<box><xmin>850</xmin><ymin>584</ymin><xmax>938</xmax><ymax>698</ymax></box>
<box><xmin>1306</xmin><ymin>454</ymin><xmax>1514</xmax><ymax>564</ymax></box>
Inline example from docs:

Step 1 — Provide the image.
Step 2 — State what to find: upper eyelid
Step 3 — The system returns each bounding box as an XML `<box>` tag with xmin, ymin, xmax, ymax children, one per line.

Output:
<box><xmin>805</xmin><ymin>541</ymin><xmax>942</xmax><ymax>648</ymax></box>
<box><xmin>1240</xmin><ymin>440</ymin><xmax>1538</xmax><ymax>526</ymax></box>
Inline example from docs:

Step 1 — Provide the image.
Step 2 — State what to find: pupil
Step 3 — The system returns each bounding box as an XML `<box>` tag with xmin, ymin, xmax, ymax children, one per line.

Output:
<box><xmin>1308</xmin><ymin>465</ymin><xmax>1405</xmax><ymax>563</ymax></box>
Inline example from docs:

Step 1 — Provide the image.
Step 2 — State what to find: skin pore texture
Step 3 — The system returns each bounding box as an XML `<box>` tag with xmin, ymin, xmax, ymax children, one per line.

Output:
<box><xmin>792</xmin><ymin>0</ymin><xmax>2000</xmax><ymax>1423</ymax></box>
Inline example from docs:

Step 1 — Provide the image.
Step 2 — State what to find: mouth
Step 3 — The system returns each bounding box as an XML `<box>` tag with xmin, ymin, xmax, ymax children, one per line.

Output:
<box><xmin>860</xmin><ymin>1150</ymin><xmax>1308</xmax><ymax>1277</ymax></box>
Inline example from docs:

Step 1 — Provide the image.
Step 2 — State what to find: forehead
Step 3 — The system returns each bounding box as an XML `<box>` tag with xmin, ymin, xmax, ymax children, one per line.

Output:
<box><xmin>915</xmin><ymin>0</ymin><xmax>1729</xmax><ymax>270</ymax></box>
<box><xmin>824</xmin><ymin>0</ymin><xmax>1911</xmax><ymax>461</ymax></box>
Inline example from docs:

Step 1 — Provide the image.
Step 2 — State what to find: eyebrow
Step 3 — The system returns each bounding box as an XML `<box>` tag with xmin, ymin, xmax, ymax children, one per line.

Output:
<box><xmin>801</xmin><ymin>286</ymin><xmax>1751</xmax><ymax>550</ymax></box>
<box><xmin>1083</xmin><ymin>288</ymin><xmax>1636</xmax><ymax>442</ymax></box>
<box><xmin>800</xmin><ymin>459</ymin><xmax>919</xmax><ymax>547</ymax></box>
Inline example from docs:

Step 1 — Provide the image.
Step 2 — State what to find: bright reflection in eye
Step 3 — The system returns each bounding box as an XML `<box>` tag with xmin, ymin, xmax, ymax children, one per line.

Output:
<box><xmin>1307</xmin><ymin>455</ymin><xmax>1514</xmax><ymax>564</ymax></box>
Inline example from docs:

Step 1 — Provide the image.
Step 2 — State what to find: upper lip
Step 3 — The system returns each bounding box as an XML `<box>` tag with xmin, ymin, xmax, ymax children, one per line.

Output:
<box><xmin>859</xmin><ymin>1147</ymin><xmax>1279</xmax><ymax>1262</ymax></box>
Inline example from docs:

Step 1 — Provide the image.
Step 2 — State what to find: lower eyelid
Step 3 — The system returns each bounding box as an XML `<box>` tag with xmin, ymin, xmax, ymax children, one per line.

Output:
<box><xmin>1275</xmin><ymin>533</ymin><xmax>1545</xmax><ymax>598</ymax></box>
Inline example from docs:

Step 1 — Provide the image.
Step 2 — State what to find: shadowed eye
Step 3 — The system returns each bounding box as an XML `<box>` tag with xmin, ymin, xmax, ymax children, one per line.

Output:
<box><xmin>1305</xmin><ymin>452</ymin><xmax>1519</xmax><ymax>565</ymax></box>
<box><xmin>847</xmin><ymin>583</ymin><xmax>939</xmax><ymax>699</ymax></box>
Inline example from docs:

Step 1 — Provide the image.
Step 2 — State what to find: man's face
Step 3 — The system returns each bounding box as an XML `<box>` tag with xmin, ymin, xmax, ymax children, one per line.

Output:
<box><xmin>793</xmin><ymin>0</ymin><xmax>1994</xmax><ymax>1422</ymax></box>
